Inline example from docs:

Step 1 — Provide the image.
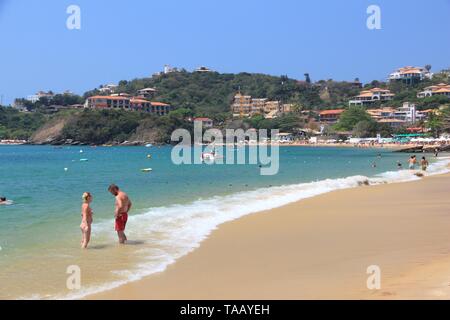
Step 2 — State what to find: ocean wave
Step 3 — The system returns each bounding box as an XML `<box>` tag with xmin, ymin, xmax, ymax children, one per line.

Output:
<box><xmin>32</xmin><ymin>157</ymin><xmax>450</xmax><ymax>300</ymax></box>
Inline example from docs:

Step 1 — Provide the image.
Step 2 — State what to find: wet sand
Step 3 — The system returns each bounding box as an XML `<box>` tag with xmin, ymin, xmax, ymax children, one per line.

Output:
<box><xmin>88</xmin><ymin>173</ymin><xmax>450</xmax><ymax>300</ymax></box>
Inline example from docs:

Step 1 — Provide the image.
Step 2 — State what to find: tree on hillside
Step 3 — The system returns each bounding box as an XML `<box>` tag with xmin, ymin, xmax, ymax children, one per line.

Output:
<box><xmin>304</xmin><ymin>73</ymin><xmax>311</xmax><ymax>84</ymax></box>
<box><xmin>427</xmin><ymin>106</ymin><xmax>450</xmax><ymax>137</ymax></box>
<box><xmin>168</xmin><ymin>108</ymin><xmax>193</xmax><ymax>120</ymax></box>
<box><xmin>419</xmin><ymin>95</ymin><xmax>450</xmax><ymax>109</ymax></box>
<box><xmin>427</xmin><ymin>111</ymin><xmax>444</xmax><ymax>138</ymax></box>
<box><xmin>352</xmin><ymin>120</ymin><xmax>378</xmax><ymax>138</ymax></box>
<box><xmin>0</xmin><ymin>107</ymin><xmax>46</xmax><ymax>139</ymax></box>
<box><xmin>334</xmin><ymin>106</ymin><xmax>373</xmax><ymax>131</ymax></box>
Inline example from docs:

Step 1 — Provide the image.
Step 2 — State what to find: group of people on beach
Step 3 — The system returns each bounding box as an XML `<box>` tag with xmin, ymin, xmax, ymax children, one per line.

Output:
<box><xmin>80</xmin><ymin>184</ymin><xmax>132</xmax><ymax>249</ymax></box>
<box><xmin>407</xmin><ymin>155</ymin><xmax>429</xmax><ymax>171</ymax></box>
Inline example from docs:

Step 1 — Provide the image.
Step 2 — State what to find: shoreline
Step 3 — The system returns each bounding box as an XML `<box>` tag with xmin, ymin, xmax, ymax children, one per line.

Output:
<box><xmin>0</xmin><ymin>142</ymin><xmax>441</xmax><ymax>152</ymax></box>
<box><xmin>86</xmin><ymin>164</ymin><xmax>450</xmax><ymax>300</ymax></box>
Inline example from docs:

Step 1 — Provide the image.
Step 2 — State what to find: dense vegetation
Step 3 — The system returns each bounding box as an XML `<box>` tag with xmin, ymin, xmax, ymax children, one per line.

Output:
<box><xmin>333</xmin><ymin>106</ymin><xmax>393</xmax><ymax>138</ymax></box>
<box><xmin>84</xmin><ymin>71</ymin><xmax>361</xmax><ymax>119</ymax></box>
<box><xmin>0</xmin><ymin>107</ymin><xmax>46</xmax><ymax>139</ymax></box>
<box><xmin>61</xmin><ymin>109</ymin><xmax>144</xmax><ymax>144</ymax></box>
<box><xmin>60</xmin><ymin>109</ymin><xmax>194</xmax><ymax>145</ymax></box>
<box><xmin>3</xmin><ymin>69</ymin><xmax>450</xmax><ymax>142</ymax></box>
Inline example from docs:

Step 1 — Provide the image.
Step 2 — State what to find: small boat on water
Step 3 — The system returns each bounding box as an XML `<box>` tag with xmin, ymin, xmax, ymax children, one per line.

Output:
<box><xmin>200</xmin><ymin>151</ymin><xmax>223</xmax><ymax>162</ymax></box>
<box><xmin>145</xmin><ymin>144</ymin><xmax>153</xmax><ymax>148</ymax></box>
<box><xmin>141</xmin><ymin>168</ymin><xmax>153</xmax><ymax>173</ymax></box>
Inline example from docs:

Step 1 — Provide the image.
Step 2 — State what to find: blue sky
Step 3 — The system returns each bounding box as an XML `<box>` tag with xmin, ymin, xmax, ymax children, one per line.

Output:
<box><xmin>0</xmin><ymin>0</ymin><xmax>449</xmax><ymax>104</ymax></box>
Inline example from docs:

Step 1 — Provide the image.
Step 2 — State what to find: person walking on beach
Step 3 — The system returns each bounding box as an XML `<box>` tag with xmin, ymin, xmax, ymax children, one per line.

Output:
<box><xmin>108</xmin><ymin>184</ymin><xmax>132</xmax><ymax>244</ymax></box>
<box><xmin>421</xmin><ymin>157</ymin><xmax>429</xmax><ymax>171</ymax></box>
<box><xmin>80</xmin><ymin>192</ymin><xmax>93</xmax><ymax>249</ymax></box>
<box><xmin>408</xmin><ymin>155</ymin><xmax>417</xmax><ymax>170</ymax></box>
<box><xmin>434</xmin><ymin>148</ymin><xmax>439</xmax><ymax>157</ymax></box>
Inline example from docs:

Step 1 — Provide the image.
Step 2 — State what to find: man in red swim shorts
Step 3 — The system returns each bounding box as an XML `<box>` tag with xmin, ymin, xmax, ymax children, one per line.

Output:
<box><xmin>108</xmin><ymin>184</ymin><xmax>132</xmax><ymax>244</ymax></box>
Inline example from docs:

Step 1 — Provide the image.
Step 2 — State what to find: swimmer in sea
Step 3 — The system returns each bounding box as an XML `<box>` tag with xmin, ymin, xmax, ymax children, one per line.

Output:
<box><xmin>408</xmin><ymin>155</ymin><xmax>417</xmax><ymax>170</ymax></box>
<box><xmin>0</xmin><ymin>197</ymin><xmax>12</xmax><ymax>205</ymax></box>
<box><xmin>420</xmin><ymin>156</ymin><xmax>429</xmax><ymax>171</ymax></box>
<box><xmin>108</xmin><ymin>184</ymin><xmax>132</xmax><ymax>244</ymax></box>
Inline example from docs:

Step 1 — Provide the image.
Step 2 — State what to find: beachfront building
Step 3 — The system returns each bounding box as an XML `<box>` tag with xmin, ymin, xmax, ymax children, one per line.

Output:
<box><xmin>366</xmin><ymin>107</ymin><xmax>396</xmax><ymax>121</ymax></box>
<box><xmin>319</xmin><ymin>109</ymin><xmax>345</xmax><ymax>123</ymax></box>
<box><xmin>388</xmin><ymin>66</ymin><xmax>433</xmax><ymax>84</ymax></box>
<box><xmin>194</xmin><ymin>117</ymin><xmax>214</xmax><ymax>128</ymax></box>
<box><xmin>231</xmin><ymin>93</ymin><xmax>254</xmax><ymax>116</ymax></box>
<box><xmin>130</xmin><ymin>98</ymin><xmax>171</xmax><ymax>115</ymax></box>
<box><xmin>393</xmin><ymin>102</ymin><xmax>426</xmax><ymax>124</ymax></box>
<box><xmin>417</xmin><ymin>83</ymin><xmax>450</xmax><ymax>98</ymax></box>
<box><xmin>85</xmin><ymin>96</ymin><xmax>131</xmax><ymax>110</ymax></box>
<box><xmin>367</xmin><ymin>103</ymin><xmax>428</xmax><ymax>126</ymax></box>
<box><xmin>85</xmin><ymin>96</ymin><xmax>171</xmax><ymax>115</ymax></box>
<box><xmin>263</xmin><ymin>101</ymin><xmax>281</xmax><ymax>114</ymax></box>
<box><xmin>274</xmin><ymin>132</ymin><xmax>294</xmax><ymax>143</ymax></box>
<box><xmin>231</xmin><ymin>92</ymin><xmax>293</xmax><ymax>118</ymax></box>
<box><xmin>376</xmin><ymin>118</ymin><xmax>407</xmax><ymax>128</ymax></box>
<box><xmin>252</xmin><ymin>98</ymin><xmax>268</xmax><ymax>114</ymax></box>
<box><xmin>348</xmin><ymin>88</ymin><xmax>394</xmax><ymax>106</ymax></box>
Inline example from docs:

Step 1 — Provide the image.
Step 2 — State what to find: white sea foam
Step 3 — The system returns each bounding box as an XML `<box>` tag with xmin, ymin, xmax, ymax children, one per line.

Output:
<box><xmin>32</xmin><ymin>157</ymin><xmax>450</xmax><ymax>300</ymax></box>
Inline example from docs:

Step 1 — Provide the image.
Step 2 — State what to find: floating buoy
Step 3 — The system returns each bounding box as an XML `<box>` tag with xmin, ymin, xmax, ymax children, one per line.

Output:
<box><xmin>80</xmin><ymin>150</ymin><xmax>84</xmax><ymax>153</ymax></box>
<box><xmin>80</xmin><ymin>159</ymin><xmax>88</xmax><ymax>162</ymax></box>
<box><xmin>64</xmin><ymin>168</ymin><xmax>68</xmax><ymax>172</ymax></box>
<box><xmin>141</xmin><ymin>168</ymin><xmax>153</xmax><ymax>173</ymax></box>
<box><xmin>147</xmin><ymin>154</ymin><xmax>152</xmax><ymax>159</ymax></box>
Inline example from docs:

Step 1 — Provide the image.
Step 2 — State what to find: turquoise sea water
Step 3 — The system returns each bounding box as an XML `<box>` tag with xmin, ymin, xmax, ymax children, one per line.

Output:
<box><xmin>0</xmin><ymin>145</ymin><xmax>448</xmax><ymax>299</ymax></box>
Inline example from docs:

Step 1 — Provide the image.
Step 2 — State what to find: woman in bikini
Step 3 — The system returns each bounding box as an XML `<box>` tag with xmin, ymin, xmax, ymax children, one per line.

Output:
<box><xmin>80</xmin><ymin>192</ymin><xmax>93</xmax><ymax>249</ymax></box>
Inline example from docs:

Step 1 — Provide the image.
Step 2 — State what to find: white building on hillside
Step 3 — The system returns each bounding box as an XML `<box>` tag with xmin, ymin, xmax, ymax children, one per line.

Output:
<box><xmin>348</xmin><ymin>88</ymin><xmax>394</xmax><ymax>106</ymax></box>
<box><xmin>388</xmin><ymin>66</ymin><xmax>433</xmax><ymax>84</ymax></box>
<box><xmin>99</xmin><ymin>84</ymin><xmax>118</xmax><ymax>94</ymax></box>
<box><xmin>417</xmin><ymin>83</ymin><xmax>450</xmax><ymax>98</ymax></box>
<box><xmin>27</xmin><ymin>91</ymin><xmax>54</xmax><ymax>103</ymax></box>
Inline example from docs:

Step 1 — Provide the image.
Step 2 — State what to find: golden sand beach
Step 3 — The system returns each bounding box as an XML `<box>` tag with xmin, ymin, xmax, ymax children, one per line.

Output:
<box><xmin>88</xmin><ymin>172</ymin><xmax>450</xmax><ymax>300</ymax></box>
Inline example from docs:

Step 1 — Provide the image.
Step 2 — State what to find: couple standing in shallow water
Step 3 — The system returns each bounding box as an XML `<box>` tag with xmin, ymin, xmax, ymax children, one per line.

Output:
<box><xmin>80</xmin><ymin>184</ymin><xmax>132</xmax><ymax>249</ymax></box>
